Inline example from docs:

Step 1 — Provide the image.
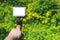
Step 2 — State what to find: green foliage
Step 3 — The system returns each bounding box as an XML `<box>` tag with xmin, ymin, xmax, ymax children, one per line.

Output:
<box><xmin>0</xmin><ymin>0</ymin><xmax>60</xmax><ymax>40</ymax></box>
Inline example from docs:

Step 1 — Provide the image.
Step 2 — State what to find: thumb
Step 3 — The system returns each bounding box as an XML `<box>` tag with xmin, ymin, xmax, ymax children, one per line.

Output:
<box><xmin>16</xmin><ymin>25</ymin><xmax>21</xmax><ymax>30</ymax></box>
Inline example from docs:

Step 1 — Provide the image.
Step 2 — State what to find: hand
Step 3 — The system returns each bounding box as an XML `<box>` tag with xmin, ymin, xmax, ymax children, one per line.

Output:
<box><xmin>4</xmin><ymin>25</ymin><xmax>21</xmax><ymax>40</ymax></box>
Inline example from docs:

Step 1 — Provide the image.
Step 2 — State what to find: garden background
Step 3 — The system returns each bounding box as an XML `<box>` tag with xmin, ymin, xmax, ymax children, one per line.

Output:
<box><xmin>0</xmin><ymin>0</ymin><xmax>60</xmax><ymax>40</ymax></box>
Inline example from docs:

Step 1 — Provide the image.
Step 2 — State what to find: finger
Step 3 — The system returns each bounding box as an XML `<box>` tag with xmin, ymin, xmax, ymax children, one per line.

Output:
<box><xmin>16</xmin><ymin>25</ymin><xmax>21</xmax><ymax>29</ymax></box>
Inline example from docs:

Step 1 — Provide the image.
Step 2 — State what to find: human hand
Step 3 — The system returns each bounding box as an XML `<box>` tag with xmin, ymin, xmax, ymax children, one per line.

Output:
<box><xmin>4</xmin><ymin>25</ymin><xmax>21</xmax><ymax>40</ymax></box>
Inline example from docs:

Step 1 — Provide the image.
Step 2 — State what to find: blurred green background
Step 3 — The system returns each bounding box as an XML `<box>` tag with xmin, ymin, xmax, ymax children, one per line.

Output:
<box><xmin>0</xmin><ymin>0</ymin><xmax>60</xmax><ymax>40</ymax></box>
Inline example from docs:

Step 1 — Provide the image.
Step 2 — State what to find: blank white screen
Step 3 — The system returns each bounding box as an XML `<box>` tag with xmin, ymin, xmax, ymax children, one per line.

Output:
<box><xmin>13</xmin><ymin>7</ymin><xmax>25</xmax><ymax>17</ymax></box>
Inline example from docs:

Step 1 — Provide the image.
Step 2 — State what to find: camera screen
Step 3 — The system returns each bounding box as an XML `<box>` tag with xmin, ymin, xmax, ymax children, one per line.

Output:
<box><xmin>13</xmin><ymin>7</ymin><xmax>25</xmax><ymax>17</ymax></box>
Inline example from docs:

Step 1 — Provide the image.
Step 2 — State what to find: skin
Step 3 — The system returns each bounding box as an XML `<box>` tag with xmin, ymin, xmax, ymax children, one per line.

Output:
<box><xmin>4</xmin><ymin>25</ymin><xmax>21</xmax><ymax>40</ymax></box>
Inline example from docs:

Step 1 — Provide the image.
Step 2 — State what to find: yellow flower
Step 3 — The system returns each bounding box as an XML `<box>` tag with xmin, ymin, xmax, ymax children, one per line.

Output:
<box><xmin>57</xmin><ymin>26</ymin><xmax>60</xmax><ymax>28</ymax></box>
<box><xmin>26</xmin><ymin>17</ymin><xmax>30</xmax><ymax>20</ymax></box>
<box><xmin>46</xmin><ymin>11</ymin><xmax>51</xmax><ymax>17</ymax></box>
<box><xmin>27</xmin><ymin>4</ymin><xmax>33</xmax><ymax>12</ymax></box>
<box><xmin>53</xmin><ymin>26</ymin><xmax>57</xmax><ymax>29</ymax></box>
<box><xmin>23</xmin><ymin>18</ymin><xmax>26</xmax><ymax>22</ymax></box>
<box><xmin>32</xmin><ymin>28</ymin><xmax>35</xmax><ymax>32</ymax></box>
<box><xmin>28</xmin><ymin>12</ymin><xmax>32</xmax><ymax>16</ymax></box>
<box><xmin>42</xmin><ymin>20</ymin><xmax>45</xmax><ymax>23</ymax></box>
<box><xmin>39</xmin><ymin>16</ymin><xmax>42</xmax><ymax>19</ymax></box>
<box><xmin>34</xmin><ymin>13</ymin><xmax>38</xmax><ymax>17</ymax></box>
<box><xmin>32</xmin><ymin>14</ymin><xmax>35</xmax><ymax>17</ymax></box>
<box><xmin>51</xmin><ymin>19</ymin><xmax>55</xmax><ymax>22</ymax></box>
<box><xmin>35</xmin><ymin>14</ymin><xmax>39</xmax><ymax>19</ymax></box>
<box><xmin>45</xmin><ymin>20</ymin><xmax>48</xmax><ymax>23</ymax></box>
<box><xmin>37</xmin><ymin>16</ymin><xmax>40</xmax><ymax>19</ymax></box>
<box><xmin>42</xmin><ymin>20</ymin><xmax>48</xmax><ymax>23</ymax></box>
